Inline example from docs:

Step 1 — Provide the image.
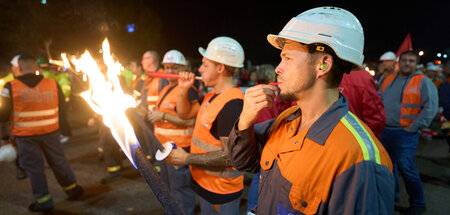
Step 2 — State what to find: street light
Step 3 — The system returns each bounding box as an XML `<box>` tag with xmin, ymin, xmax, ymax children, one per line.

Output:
<box><xmin>437</xmin><ymin>53</ymin><xmax>442</xmax><ymax>57</ymax></box>
<box><xmin>418</xmin><ymin>51</ymin><xmax>424</xmax><ymax>56</ymax></box>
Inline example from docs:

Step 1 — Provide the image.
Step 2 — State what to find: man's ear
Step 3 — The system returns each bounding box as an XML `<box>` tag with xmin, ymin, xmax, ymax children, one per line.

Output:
<box><xmin>217</xmin><ymin>63</ymin><xmax>225</xmax><ymax>74</ymax></box>
<box><xmin>317</xmin><ymin>54</ymin><xmax>333</xmax><ymax>78</ymax></box>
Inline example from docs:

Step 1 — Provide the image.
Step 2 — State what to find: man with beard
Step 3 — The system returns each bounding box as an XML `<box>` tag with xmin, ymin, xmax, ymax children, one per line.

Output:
<box><xmin>227</xmin><ymin>6</ymin><xmax>395</xmax><ymax>215</ymax></box>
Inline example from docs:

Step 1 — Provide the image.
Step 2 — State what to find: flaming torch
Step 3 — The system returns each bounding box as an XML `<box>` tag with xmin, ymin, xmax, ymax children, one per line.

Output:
<box><xmin>70</xmin><ymin>39</ymin><xmax>183</xmax><ymax>215</ymax></box>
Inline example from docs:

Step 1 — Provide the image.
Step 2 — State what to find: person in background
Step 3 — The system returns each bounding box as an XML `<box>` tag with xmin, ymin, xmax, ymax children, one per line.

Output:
<box><xmin>380</xmin><ymin>50</ymin><xmax>439</xmax><ymax>215</ymax></box>
<box><xmin>140</xmin><ymin>50</ymin><xmax>168</xmax><ymax>112</ymax></box>
<box><xmin>0</xmin><ymin>55</ymin><xmax>83</xmax><ymax>212</ymax></box>
<box><xmin>376</xmin><ymin>51</ymin><xmax>397</xmax><ymax>88</ymax></box>
<box><xmin>0</xmin><ymin>54</ymin><xmax>27</xmax><ymax>180</ymax></box>
<box><xmin>148</xmin><ymin>49</ymin><xmax>198</xmax><ymax>215</ymax></box>
<box><xmin>425</xmin><ymin>64</ymin><xmax>442</xmax><ymax>88</ymax></box>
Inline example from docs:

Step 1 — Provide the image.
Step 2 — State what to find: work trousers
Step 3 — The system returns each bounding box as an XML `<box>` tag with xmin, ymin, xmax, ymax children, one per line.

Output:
<box><xmin>380</xmin><ymin>128</ymin><xmax>425</xmax><ymax>207</ymax></box>
<box><xmin>16</xmin><ymin>131</ymin><xmax>76</xmax><ymax>200</ymax></box>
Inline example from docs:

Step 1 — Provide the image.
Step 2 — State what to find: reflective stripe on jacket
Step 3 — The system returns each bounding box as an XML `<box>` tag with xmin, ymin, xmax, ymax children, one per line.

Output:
<box><xmin>11</xmin><ymin>78</ymin><xmax>59</xmax><ymax>136</ymax></box>
<box><xmin>190</xmin><ymin>88</ymin><xmax>244</xmax><ymax>194</ymax></box>
<box><xmin>381</xmin><ymin>73</ymin><xmax>426</xmax><ymax>127</ymax></box>
<box><xmin>154</xmin><ymin>84</ymin><xmax>193</xmax><ymax>148</ymax></box>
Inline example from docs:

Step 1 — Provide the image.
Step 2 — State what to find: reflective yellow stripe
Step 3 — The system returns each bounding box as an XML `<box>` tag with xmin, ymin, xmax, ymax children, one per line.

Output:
<box><xmin>107</xmin><ymin>166</ymin><xmax>121</xmax><ymax>173</ymax></box>
<box><xmin>14</xmin><ymin>108</ymin><xmax>58</xmax><ymax>117</ymax></box>
<box><xmin>14</xmin><ymin>117</ymin><xmax>58</xmax><ymax>127</ymax></box>
<box><xmin>147</xmin><ymin>96</ymin><xmax>158</xmax><ymax>101</ymax></box>
<box><xmin>154</xmin><ymin>127</ymin><xmax>193</xmax><ymax>136</ymax></box>
<box><xmin>36</xmin><ymin>193</ymin><xmax>52</xmax><ymax>203</ymax></box>
<box><xmin>63</xmin><ymin>183</ymin><xmax>77</xmax><ymax>191</ymax></box>
<box><xmin>97</xmin><ymin>147</ymin><xmax>103</xmax><ymax>152</ymax></box>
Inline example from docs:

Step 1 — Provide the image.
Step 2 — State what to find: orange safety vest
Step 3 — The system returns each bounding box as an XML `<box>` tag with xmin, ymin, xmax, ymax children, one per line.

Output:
<box><xmin>11</xmin><ymin>78</ymin><xmax>59</xmax><ymax>136</ymax></box>
<box><xmin>381</xmin><ymin>73</ymin><xmax>426</xmax><ymax>127</ymax></box>
<box><xmin>145</xmin><ymin>68</ymin><xmax>164</xmax><ymax>110</ymax></box>
<box><xmin>190</xmin><ymin>88</ymin><xmax>244</xmax><ymax>195</ymax></box>
<box><xmin>154</xmin><ymin>84</ymin><xmax>193</xmax><ymax>148</ymax></box>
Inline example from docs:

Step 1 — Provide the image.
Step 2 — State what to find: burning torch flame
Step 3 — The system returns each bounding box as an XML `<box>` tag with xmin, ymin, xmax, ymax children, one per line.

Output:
<box><xmin>71</xmin><ymin>39</ymin><xmax>140</xmax><ymax>168</ymax></box>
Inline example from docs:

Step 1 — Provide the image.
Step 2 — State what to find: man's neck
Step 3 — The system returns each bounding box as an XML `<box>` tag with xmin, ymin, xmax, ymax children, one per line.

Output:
<box><xmin>296</xmin><ymin>87</ymin><xmax>339</xmax><ymax>133</ymax></box>
<box><xmin>213</xmin><ymin>75</ymin><xmax>235</xmax><ymax>94</ymax></box>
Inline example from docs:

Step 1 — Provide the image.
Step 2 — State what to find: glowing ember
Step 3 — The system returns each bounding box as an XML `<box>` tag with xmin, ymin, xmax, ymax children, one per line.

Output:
<box><xmin>71</xmin><ymin>38</ymin><xmax>140</xmax><ymax>168</ymax></box>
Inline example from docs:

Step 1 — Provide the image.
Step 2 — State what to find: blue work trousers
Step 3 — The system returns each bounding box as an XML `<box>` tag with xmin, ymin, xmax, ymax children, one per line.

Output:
<box><xmin>380</xmin><ymin>128</ymin><xmax>425</xmax><ymax>207</ymax></box>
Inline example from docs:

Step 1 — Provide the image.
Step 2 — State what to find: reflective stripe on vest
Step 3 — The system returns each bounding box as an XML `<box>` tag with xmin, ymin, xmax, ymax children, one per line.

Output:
<box><xmin>340</xmin><ymin>112</ymin><xmax>381</xmax><ymax>164</ymax></box>
<box><xmin>381</xmin><ymin>73</ymin><xmax>425</xmax><ymax>127</ymax></box>
<box><xmin>190</xmin><ymin>88</ymin><xmax>244</xmax><ymax>194</ymax></box>
<box><xmin>14</xmin><ymin>117</ymin><xmax>58</xmax><ymax>128</ymax></box>
<box><xmin>14</xmin><ymin>107</ymin><xmax>58</xmax><ymax>117</ymax></box>
<box><xmin>11</xmin><ymin>78</ymin><xmax>59</xmax><ymax>136</ymax></box>
<box><xmin>154</xmin><ymin>127</ymin><xmax>193</xmax><ymax>136</ymax></box>
<box><xmin>147</xmin><ymin>95</ymin><xmax>159</xmax><ymax>102</ymax></box>
<box><xmin>154</xmin><ymin>85</ymin><xmax>194</xmax><ymax>148</ymax></box>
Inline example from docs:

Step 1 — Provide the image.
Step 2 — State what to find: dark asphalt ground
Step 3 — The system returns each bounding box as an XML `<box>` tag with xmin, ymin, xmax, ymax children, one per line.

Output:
<box><xmin>0</xmin><ymin>104</ymin><xmax>449</xmax><ymax>215</ymax></box>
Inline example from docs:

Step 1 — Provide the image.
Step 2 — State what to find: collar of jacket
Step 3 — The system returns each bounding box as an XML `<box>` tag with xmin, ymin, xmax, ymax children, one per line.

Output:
<box><xmin>284</xmin><ymin>94</ymin><xmax>349</xmax><ymax>146</ymax></box>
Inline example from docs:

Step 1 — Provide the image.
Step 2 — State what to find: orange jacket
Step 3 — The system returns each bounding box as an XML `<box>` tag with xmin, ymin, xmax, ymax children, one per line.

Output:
<box><xmin>228</xmin><ymin>96</ymin><xmax>394</xmax><ymax>215</ymax></box>
<box><xmin>154</xmin><ymin>84</ymin><xmax>193</xmax><ymax>148</ymax></box>
<box><xmin>11</xmin><ymin>78</ymin><xmax>59</xmax><ymax>136</ymax></box>
<box><xmin>190</xmin><ymin>88</ymin><xmax>244</xmax><ymax>195</ymax></box>
<box><xmin>381</xmin><ymin>73</ymin><xmax>426</xmax><ymax>127</ymax></box>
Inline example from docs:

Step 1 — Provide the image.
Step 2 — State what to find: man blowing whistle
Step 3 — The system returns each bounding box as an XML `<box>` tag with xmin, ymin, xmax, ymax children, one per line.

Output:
<box><xmin>227</xmin><ymin>6</ymin><xmax>395</xmax><ymax>215</ymax></box>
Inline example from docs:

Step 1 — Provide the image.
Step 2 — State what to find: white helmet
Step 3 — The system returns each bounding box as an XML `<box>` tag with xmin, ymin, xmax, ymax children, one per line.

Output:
<box><xmin>199</xmin><ymin>36</ymin><xmax>245</xmax><ymax>68</ymax></box>
<box><xmin>267</xmin><ymin>6</ymin><xmax>364</xmax><ymax>69</ymax></box>
<box><xmin>10</xmin><ymin>55</ymin><xmax>21</xmax><ymax>67</ymax></box>
<box><xmin>379</xmin><ymin>51</ymin><xmax>396</xmax><ymax>61</ymax></box>
<box><xmin>426</xmin><ymin>64</ymin><xmax>439</xmax><ymax>71</ymax></box>
<box><xmin>162</xmin><ymin>50</ymin><xmax>186</xmax><ymax>66</ymax></box>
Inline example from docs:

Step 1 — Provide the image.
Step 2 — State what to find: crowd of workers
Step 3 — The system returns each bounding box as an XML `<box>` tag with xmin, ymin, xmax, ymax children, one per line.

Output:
<box><xmin>0</xmin><ymin>6</ymin><xmax>449</xmax><ymax>215</ymax></box>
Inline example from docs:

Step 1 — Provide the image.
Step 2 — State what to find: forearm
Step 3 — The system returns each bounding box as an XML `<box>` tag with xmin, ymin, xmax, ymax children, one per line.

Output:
<box><xmin>186</xmin><ymin>149</ymin><xmax>232</xmax><ymax>168</ymax></box>
<box><xmin>163</xmin><ymin>113</ymin><xmax>195</xmax><ymax>127</ymax></box>
<box><xmin>176</xmin><ymin>88</ymin><xmax>194</xmax><ymax>119</ymax></box>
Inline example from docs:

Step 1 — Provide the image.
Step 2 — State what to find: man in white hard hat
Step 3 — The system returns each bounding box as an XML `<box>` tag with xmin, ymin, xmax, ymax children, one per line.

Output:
<box><xmin>425</xmin><ymin>64</ymin><xmax>441</xmax><ymax>88</ymax></box>
<box><xmin>376</xmin><ymin>51</ymin><xmax>397</xmax><ymax>88</ymax></box>
<box><xmin>227</xmin><ymin>6</ymin><xmax>394</xmax><ymax>215</ymax></box>
<box><xmin>148</xmin><ymin>49</ymin><xmax>198</xmax><ymax>215</ymax></box>
<box><xmin>165</xmin><ymin>36</ymin><xmax>245</xmax><ymax>214</ymax></box>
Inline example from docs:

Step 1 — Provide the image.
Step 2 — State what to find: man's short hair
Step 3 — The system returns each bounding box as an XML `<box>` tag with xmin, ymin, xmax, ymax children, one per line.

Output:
<box><xmin>399</xmin><ymin>50</ymin><xmax>419</xmax><ymax>62</ymax></box>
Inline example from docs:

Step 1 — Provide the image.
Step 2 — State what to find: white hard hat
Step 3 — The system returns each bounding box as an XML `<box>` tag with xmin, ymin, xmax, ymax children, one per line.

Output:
<box><xmin>427</xmin><ymin>64</ymin><xmax>439</xmax><ymax>71</ymax></box>
<box><xmin>379</xmin><ymin>51</ymin><xmax>396</xmax><ymax>61</ymax></box>
<box><xmin>267</xmin><ymin>6</ymin><xmax>364</xmax><ymax>69</ymax></box>
<box><xmin>162</xmin><ymin>50</ymin><xmax>186</xmax><ymax>66</ymax></box>
<box><xmin>199</xmin><ymin>36</ymin><xmax>245</xmax><ymax>68</ymax></box>
<box><xmin>10</xmin><ymin>55</ymin><xmax>21</xmax><ymax>67</ymax></box>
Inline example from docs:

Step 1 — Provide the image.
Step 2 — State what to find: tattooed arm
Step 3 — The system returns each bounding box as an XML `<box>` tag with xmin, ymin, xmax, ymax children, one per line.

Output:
<box><xmin>165</xmin><ymin>137</ymin><xmax>232</xmax><ymax>168</ymax></box>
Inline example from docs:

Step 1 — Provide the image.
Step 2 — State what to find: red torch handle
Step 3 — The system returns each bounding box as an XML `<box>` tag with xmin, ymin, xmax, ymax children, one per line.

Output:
<box><xmin>148</xmin><ymin>72</ymin><xmax>201</xmax><ymax>80</ymax></box>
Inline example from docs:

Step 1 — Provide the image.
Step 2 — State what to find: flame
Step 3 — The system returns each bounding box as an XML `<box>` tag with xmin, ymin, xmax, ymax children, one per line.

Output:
<box><xmin>70</xmin><ymin>38</ymin><xmax>140</xmax><ymax>168</ymax></box>
<box><xmin>61</xmin><ymin>53</ymin><xmax>71</xmax><ymax>69</ymax></box>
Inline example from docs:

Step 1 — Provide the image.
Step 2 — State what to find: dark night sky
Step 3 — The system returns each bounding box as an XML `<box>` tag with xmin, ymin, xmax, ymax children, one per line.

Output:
<box><xmin>0</xmin><ymin>0</ymin><xmax>449</xmax><ymax>68</ymax></box>
<box><xmin>148</xmin><ymin>0</ymin><xmax>450</xmax><ymax>66</ymax></box>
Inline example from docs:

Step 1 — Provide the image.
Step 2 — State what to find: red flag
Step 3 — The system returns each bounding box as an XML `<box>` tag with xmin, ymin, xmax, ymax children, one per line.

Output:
<box><xmin>396</xmin><ymin>33</ymin><xmax>413</xmax><ymax>57</ymax></box>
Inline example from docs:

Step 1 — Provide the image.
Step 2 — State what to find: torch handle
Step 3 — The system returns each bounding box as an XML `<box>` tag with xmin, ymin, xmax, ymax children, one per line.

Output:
<box><xmin>148</xmin><ymin>72</ymin><xmax>202</xmax><ymax>80</ymax></box>
<box><xmin>135</xmin><ymin>147</ymin><xmax>185</xmax><ymax>215</ymax></box>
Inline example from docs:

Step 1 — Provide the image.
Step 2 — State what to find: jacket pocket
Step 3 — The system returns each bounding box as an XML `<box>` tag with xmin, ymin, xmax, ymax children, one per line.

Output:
<box><xmin>288</xmin><ymin>184</ymin><xmax>321</xmax><ymax>215</ymax></box>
